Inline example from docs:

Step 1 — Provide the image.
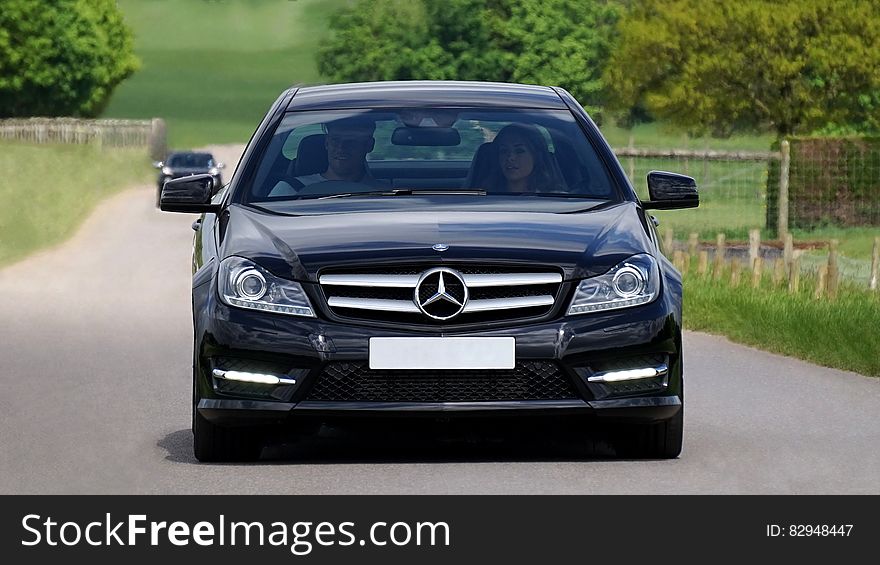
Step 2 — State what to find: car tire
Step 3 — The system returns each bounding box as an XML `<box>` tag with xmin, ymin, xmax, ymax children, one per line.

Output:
<box><xmin>193</xmin><ymin>411</ymin><xmax>264</xmax><ymax>463</ymax></box>
<box><xmin>616</xmin><ymin>400</ymin><xmax>683</xmax><ymax>459</ymax></box>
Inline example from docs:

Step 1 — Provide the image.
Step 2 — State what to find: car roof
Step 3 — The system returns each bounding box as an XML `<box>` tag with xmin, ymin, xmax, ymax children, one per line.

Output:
<box><xmin>286</xmin><ymin>81</ymin><xmax>568</xmax><ymax>111</ymax></box>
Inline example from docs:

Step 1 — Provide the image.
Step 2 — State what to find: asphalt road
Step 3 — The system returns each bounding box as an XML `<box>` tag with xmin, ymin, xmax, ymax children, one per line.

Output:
<box><xmin>1</xmin><ymin>145</ymin><xmax>878</xmax><ymax>494</ymax></box>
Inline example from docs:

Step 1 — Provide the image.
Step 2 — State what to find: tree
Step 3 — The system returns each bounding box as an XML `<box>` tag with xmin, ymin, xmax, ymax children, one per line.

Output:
<box><xmin>317</xmin><ymin>0</ymin><xmax>620</xmax><ymax>119</ymax></box>
<box><xmin>0</xmin><ymin>0</ymin><xmax>139</xmax><ymax>118</ymax></box>
<box><xmin>604</xmin><ymin>0</ymin><xmax>880</xmax><ymax>137</ymax></box>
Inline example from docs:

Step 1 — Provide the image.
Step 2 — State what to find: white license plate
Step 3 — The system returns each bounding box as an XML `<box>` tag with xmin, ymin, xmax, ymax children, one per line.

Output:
<box><xmin>369</xmin><ymin>337</ymin><xmax>515</xmax><ymax>370</ymax></box>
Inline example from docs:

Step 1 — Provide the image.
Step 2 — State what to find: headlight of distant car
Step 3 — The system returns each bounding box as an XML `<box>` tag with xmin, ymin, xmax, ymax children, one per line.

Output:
<box><xmin>567</xmin><ymin>254</ymin><xmax>660</xmax><ymax>315</ymax></box>
<box><xmin>218</xmin><ymin>256</ymin><xmax>315</xmax><ymax>317</ymax></box>
<box><xmin>161</xmin><ymin>166</ymin><xmax>173</xmax><ymax>176</ymax></box>
<box><xmin>209</xmin><ymin>167</ymin><xmax>220</xmax><ymax>176</ymax></box>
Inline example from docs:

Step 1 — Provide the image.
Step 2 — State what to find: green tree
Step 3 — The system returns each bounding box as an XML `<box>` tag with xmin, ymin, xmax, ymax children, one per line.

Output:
<box><xmin>317</xmin><ymin>0</ymin><xmax>620</xmax><ymax>118</ymax></box>
<box><xmin>604</xmin><ymin>0</ymin><xmax>880</xmax><ymax>137</ymax></box>
<box><xmin>0</xmin><ymin>0</ymin><xmax>139</xmax><ymax>118</ymax></box>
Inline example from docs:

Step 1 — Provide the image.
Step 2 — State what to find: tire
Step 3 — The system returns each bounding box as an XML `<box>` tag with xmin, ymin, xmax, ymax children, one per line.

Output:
<box><xmin>617</xmin><ymin>402</ymin><xmax>683</xmax><ymax>459</ymax></box>
<box><xmin>193</xmin><ymin>410</ymin><xmax>264</xmax><ymax>463</ymax></box>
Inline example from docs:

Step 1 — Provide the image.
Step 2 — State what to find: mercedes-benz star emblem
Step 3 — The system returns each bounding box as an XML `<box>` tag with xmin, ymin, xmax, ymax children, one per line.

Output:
<box><xmin>414</xmin><ymin>267</ymin><xmax>468</xmax><ymax>320</ymax></box>
<box><xmin>432</xmin><ymin>243</ymin><xmax>449</xmax><ymax>252</ymax></box>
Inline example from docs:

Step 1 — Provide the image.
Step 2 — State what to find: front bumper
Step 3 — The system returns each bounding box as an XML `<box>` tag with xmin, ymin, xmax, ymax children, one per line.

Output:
<box><xmin>194</xmin><ymin>285</ymin><xmax>683</xmax><ymax>425</ymax></box>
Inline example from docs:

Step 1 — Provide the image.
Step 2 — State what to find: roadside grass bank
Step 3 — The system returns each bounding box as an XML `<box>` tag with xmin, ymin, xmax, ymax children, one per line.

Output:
<box><xmin>682</xmin><ymin>268</ymin><xmax>880</xmax><ymax>377</ymax></box>
<box><xmin>0</xmin><ymin>142</ymin><xmax>152</xmax><ymax>268</ymax></box>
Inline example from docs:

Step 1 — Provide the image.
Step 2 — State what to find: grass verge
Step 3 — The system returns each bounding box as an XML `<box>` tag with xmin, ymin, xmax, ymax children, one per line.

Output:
<box><xmin>682</xmin><ymin>268</ymin><xmax>880</xmax><ymax>377</ymax></box>
<box><xmin>0</xmin><ymin>142</ymin><xmax>152</xmax><ymax>268</ymax></box>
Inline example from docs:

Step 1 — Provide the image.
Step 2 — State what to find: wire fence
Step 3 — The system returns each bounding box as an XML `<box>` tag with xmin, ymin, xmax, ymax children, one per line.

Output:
<box><xmin>612</xmin><ymin>141</ymin><xmax>880</xmax><ymax>289</ymax></box>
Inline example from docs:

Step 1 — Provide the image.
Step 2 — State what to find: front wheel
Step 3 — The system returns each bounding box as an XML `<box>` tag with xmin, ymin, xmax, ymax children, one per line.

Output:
<box><xmin>616</xmin><ymin>402</ymin><xmax>683</xmax><ymax>459</ymax></box>
<box><xmin>193</xmin><ymin>411</ymin><xmax>264</xmax><ymax>463</ymax></box>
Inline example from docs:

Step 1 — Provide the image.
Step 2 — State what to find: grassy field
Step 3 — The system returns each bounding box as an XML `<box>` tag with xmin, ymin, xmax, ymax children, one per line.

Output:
<box><xmin>102</xmin><ymin>0</ymin><xmax>349</xmax><ymax>148</ymax></box>
<box><xmin>683</xmin><ymin>266</ymin><xmax>880</xmax><ymax>377</ymax></box>
<box><xmin>600</xmin><ymin>121</ymin><xmax>773</xmax><ymax>152</ymax></box>
<box><xmin>0</xmin><ymin>143</ymin><xmax>152</xmax><ymax>267</ymax></box>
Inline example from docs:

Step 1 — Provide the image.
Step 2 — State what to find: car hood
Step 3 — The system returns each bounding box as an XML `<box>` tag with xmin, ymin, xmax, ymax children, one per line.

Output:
<box><xmin>220</xmin><ymin>201</ymin><xmax>653</xmax><ymax>281</ymax></box>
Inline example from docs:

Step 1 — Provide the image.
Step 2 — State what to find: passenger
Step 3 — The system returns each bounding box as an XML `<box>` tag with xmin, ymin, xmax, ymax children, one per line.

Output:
<box><xmin>485</xmin><ymin>123</ymin><xmax>565</xmax><ymax>193</ymax></box>
<box><xmin>270</xmin><ymin>116</ymin><xmax>385</xmax><ymax>196</ymax></box>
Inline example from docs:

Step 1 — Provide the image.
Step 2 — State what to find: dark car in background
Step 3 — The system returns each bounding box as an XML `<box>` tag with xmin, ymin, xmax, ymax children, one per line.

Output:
<box><xmin>160</xmin><ymin>81</ymin><xmax>699</xmax><ymax>462</ymax></box>
<box><xmin>154</xmin><ymin>151</ymin><xmax>224</xmax><ymax>206</ymax></box>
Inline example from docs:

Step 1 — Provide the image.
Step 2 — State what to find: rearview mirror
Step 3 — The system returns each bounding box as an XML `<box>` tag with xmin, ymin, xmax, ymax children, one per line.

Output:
<box><xmin>643</xmin><ymin>171</ymin><xmax>699</xmax><ymax>210</ymax></box>
<box><xmin>391</xmin><ymin>127</ymin><xmax>461</xmax><ymax>146</ymax></box>
<box><xmin>160</xmin><ymin>174</ymin><xmax>220</xmax><ymax>213</ymax></box>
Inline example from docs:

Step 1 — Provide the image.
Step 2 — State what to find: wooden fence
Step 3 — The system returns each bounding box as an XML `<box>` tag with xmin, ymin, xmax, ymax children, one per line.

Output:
<box><xmin>665</xmin><ymin>228</ymin><xmax>880</xmax><ymax>296</ymax></box>
<box><xmin>0</xmin><ymin>117</ymin><xmax>167</xmax><ymax>159</ymax></box>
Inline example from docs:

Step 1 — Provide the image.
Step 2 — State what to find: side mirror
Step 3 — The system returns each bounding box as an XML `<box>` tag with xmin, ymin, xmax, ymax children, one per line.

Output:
<box><xmin>217</xmin><ymin>162</ymin><xmax>226</xmax><ymax>169</ymax></box>
<box><xmin>153</xmin><ymin>161</ymin><xmax>164</xmax><ymax>169</ymax></box>
<box><xmin>643</xmin><ymin>171</ymin><xmax>699</xmax><ymax>210</ymax></box>
<box><xmin>160</xmin><ymin>174</ymin><xmax>220</xmax><ymax>213</ymax></box>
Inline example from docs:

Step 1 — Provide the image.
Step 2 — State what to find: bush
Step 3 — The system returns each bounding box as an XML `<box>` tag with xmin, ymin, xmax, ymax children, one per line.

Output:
<box><xmin>0</xmin><ymin>0</ymin><xmax>139</xmax><ymax>118</ymax></box>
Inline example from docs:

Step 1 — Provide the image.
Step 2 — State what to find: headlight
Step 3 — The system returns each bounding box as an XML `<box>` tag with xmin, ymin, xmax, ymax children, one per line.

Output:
<box><xmin>161</xmin><ymin>166</ymin><xmax>173</xmax><ymax>175</ymax></box>
<box><xmin>219</xmin><ymin>256</ymin><xmax>315</xmax><ymax>317</ymax></box>
<box><xmin>567</xmin><ymin>254</ymin><xmax>660</xmax><ymax>315</ymax></box>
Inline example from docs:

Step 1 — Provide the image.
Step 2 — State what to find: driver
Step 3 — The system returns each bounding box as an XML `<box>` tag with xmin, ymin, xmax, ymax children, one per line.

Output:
<box><xmin>270</xmin><ymin>117</ymin><xmax>386</xmax><ymax>196</ymax></box>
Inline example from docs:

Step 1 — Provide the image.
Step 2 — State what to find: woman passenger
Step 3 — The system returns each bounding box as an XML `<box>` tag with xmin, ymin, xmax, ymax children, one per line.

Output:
<box><xmin>486</xmin><ymin>123</ymin><xmax>566</xmax><ymax>193</ymax></box>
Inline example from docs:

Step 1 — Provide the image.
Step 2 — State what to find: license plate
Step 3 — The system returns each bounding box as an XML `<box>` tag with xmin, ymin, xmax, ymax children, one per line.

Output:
<box><xmin>369</xmin><ymin>337</ymin><xmax>515</xmax><ymax>370</ymax></box>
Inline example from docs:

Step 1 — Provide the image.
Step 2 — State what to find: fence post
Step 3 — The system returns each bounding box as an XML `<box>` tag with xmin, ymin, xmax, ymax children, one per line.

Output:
<box><xmin>698</xmin><ymin>251</ymin><xmax>709</xmax><ymax>277</ymax></box>
<box><xmin>748</xmin><ymin>229</ymin><xmax>761</xmax><ymax>268</ymax></box>
<box><xmin>788</xmin><ymin>252</ymin><xmax>801</xmax><ymax>293</ymax></box>
<box><xmin>783</xmin><ymin>232</ymin><xmax>793</xmax><ymax>269</ymax></box>
<box><xmin>777</xmin><ymin>139</ymin><xmax>790</xmax><ymax>239</ymax></box>
<box><xmin>815</xmin><ymin>265</ymin><xmax>828</xmax><ymax>299</ymax></box>
<box><xmin>870</xmin><ymin>237</ymin><xmax>879</xmax><ymax>291</ymax></box>
<box><xmin>688</xmin><ymin>232</ymin><xmax>699</xmax><ymax>258</ymax></box>
<box><xmin>713</xmin><ymin>233</ymin><xmax>726</xmax><ymax>281</ymax></box>
<box><xmin>827</xmin><ymin>239</ymin><xmax>839</xmax><ymax>299</ymax></box>
<box><xmin>730</xmin><ymin>259</ymin><xmax>742</xmax><ymax>287</ymax></box>
<box><xmin>663</xmin><ymin>227</ymin><xmax>674</xmax><ymax>255</ymax></box>
<box><xmin>772</xmin><ymin>258</ymin><xmax>785</xmax><ymax>286</ymax></box>
<box><xmin>751</xmin><ymin>257</ymin><xmax>763</xmax><ymax>289</ymax></box>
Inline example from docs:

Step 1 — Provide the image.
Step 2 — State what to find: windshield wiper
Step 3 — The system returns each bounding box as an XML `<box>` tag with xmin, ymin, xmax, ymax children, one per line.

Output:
<box><xmin>313</xmin><ymin>189</ymin><xmax>487</xmax><ymax>200</ymax></box>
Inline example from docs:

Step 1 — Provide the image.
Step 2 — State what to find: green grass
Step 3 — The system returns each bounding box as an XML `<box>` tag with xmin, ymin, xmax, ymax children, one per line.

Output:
<box><xmin>600</xmin><ymin>121</ymin><xmax>774</xmax><ymax>152</ymax></box>
<box><xmin>0</xmin><ymin>142</ymin><xmax>152</xmax><ymax>267</ymax></box>
<box><xmin>102</xmin><ymin>0</ymin><xmax>349</xmax><ymax>147</ymax></box>
<box><xmin>682</xmin><ymin>264</ymin><xmax>880</xmax><ymax>376</ymax></box>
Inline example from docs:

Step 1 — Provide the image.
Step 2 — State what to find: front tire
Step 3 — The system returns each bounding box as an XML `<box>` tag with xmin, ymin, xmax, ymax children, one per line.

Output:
<box><xmin>193</xmin><ymin>411</ymin><xmax>264</xmax><ymax>462</ymax></box>
<box><xmin>617</xmin><ymin>402</ymin><xmax>683</xmax><ymax>459</ymax></box>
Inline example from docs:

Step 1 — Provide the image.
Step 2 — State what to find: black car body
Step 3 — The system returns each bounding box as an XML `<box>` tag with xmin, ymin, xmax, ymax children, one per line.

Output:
<box><xmin>154</xmin><ymin>151</ymin><xmax>224</xmax><ymax>206</ymax></box>
<box><xmin>160</xmin><ymin>81</ymin><xmax>699</xmax><ymax>462</ymax></box>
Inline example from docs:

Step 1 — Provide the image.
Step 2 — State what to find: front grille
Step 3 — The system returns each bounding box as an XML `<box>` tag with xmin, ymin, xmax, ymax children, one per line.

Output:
<box><xmin>319</xmin><ymin>265</ymin><xmax>563</xmax><ymax>325</ymax></box>
<box><xmin>306</xmin><ymin>361</ymin><xmax>578</xmax><ymax>402</ymax></box>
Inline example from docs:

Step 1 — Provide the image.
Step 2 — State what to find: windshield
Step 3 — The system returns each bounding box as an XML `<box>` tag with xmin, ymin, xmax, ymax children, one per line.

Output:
<box><xmin>168</xmin><ymin>153</ymin><xmax>214</xmax><ymax>168</ymax></box>
<box><xmin>245</xmin><ymin>108</ymin><xmax>619</xmax><ymax>203</ymax></box>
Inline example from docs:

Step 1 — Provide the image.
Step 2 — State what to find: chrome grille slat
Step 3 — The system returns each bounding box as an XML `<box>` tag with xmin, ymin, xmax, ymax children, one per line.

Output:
<box><xmin>320</xmin><ymin>272</ymin><xmax>562</xmax><ymax>288</ymax></box>
<box><xmin>463</xmin><ymin>273</ymin><xmax>562</xmax><ymax>287</ymax></box>
<box><xmin>327</xmin><ymin>297</ymin><xmax>420</xmax><ymax>313</ymax></box>
<box><xmin>462</xmin><ymin>296</ymin><xmax>555</xmax><ymax>313</ymax></box>
<box><xmin>319</xmin><ymin>274</ymin><xmax>420</xmax><ymax>287</ymax></box>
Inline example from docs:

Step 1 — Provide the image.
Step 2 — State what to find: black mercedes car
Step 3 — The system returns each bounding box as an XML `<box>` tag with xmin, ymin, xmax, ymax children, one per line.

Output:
<box><xmin>160</xmin><ymin>81</ymin><xmax>698</xmax><ymax>462</ymax></box>
<box><xmin>154</xmin><ymin>151</ymin><xmax>224</xmax><ymax>206</ymax></box>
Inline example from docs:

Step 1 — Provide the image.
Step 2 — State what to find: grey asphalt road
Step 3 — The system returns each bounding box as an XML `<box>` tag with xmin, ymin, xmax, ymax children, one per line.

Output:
<box><xmin>1</xmin><ymin>144</ymin><xmax>878</xmax><ymax>494</ymax></box>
